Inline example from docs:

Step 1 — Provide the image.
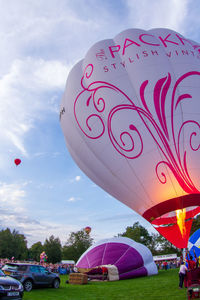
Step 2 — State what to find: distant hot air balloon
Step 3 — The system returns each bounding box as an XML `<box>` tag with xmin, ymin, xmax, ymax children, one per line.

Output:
<box><xmin>60</xmin><ymin>28</ymin><xmax>200</xmax><ymax>249</ymax></box>
<box><xmin>40</xmin><ymin>251</ymin><xmax>48</xmax><ymax>263</ymax></box>
<box><xmin>14</xmin><ymin>158</ymin><xmax>21</xmax><ymax>166</ymax></box>
<box><xmin>85</xmin><ymin>226</ymin><xmax>91</xmax><ymax>234</ymax></box>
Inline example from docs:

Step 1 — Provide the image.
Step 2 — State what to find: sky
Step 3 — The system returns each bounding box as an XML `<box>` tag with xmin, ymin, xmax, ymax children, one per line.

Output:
<box><xmin>0</xmin><ymin>0</ymin><xmax>200</xmax><ymax>248</ymax></box>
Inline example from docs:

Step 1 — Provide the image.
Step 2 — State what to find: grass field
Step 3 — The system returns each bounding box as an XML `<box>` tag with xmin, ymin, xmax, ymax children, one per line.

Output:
<box><xmin>23</xmin><ymin>269</ymin><xmax>187</xmax><ymax>300</ymax></box>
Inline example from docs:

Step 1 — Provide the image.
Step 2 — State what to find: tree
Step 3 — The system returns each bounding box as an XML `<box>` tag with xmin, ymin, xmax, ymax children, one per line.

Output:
<box><xmin>154</xmin><ymin>234</ymin><xmax>181</xmax><ymax>256</ymax></box>
<box><xmin>44</xmin><ymin>235</ymin><xmax>62</xmax><ymax>263</ymax></box>
<box><xmin>190</xmin><ymin>215</ymin><xmax>200</xmax><ymax>236</ymax></box>
<box><xmin>62</xmin><ymin>230</ymin><xmax>93</xmax><ymax>262</ymax></box>
<box><xmin>12</xmin><ymin>229</ymin><xmax>28</xmax><ymax>260</ymax></box>
<box><xmin>147</xmin><ymin>233</ymin><xmax>160</xmax><ymax>255</ymax></box>
<box><xmin>29</xmin><ymin>242</ymin><xmax>44</xmax><ymax>262</ymax></box>
<box><xmin>0</xmin><ymin>228</ymin><xmax>13</xmax><ymax>258</ymax></box>
<box><xmin>118</xmin><ymin>222</ymin><xmax>182</xmax><ymax>256</ymax></box>
<box><xmin>119</xmin><ymin>222</ymin><xmax>152</xmax><ymax>248</ymax></box>
<box><xmin>0</xmin><ymin>228</ymin><xmax>28</xmax><ymax>259</ymax></box>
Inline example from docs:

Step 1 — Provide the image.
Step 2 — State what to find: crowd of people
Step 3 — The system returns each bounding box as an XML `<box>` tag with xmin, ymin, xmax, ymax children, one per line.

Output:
<box><xmin>1</xmin><ymin>251</ymin><xmax>200</xmax><ymax>290</ymax></box>
<box><xmin>155</xmin><ymin>259</ymin><xmax>180</xmax><ymax>270</ymax></box>
<box><xmin>178</xmin><ymin>250</ymin><xmax>200</xmax><ymax>289</ymax></box>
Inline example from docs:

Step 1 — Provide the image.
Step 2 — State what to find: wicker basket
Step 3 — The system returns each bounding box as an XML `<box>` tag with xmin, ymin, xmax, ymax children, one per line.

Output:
<box><xmin>69</xmin><ymin>273</ymin><xmax>88</xmax><ymax>285</ymax></box>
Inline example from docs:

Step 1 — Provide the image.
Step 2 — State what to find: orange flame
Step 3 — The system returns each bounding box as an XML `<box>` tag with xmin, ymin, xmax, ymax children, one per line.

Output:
<box><xmin>176</xmin><ymin>208</ymin><xmax>186</xmax><ymax>237</ymax></box>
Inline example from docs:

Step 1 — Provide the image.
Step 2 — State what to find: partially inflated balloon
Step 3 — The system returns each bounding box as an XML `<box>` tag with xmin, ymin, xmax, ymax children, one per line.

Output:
<box><xmin>76</xmin><ymin>237</ymin><xmax>157</xmax><ymax>280</ymax></box>
<box><xmin>60</xmin><ymin>28</ymin><xmax>200</xmax><ymax>248</ymax></box>
<box><xmin>14</xmin><ymin>158</ymin><xmax>21</xmax><ymax>166</ymax></box>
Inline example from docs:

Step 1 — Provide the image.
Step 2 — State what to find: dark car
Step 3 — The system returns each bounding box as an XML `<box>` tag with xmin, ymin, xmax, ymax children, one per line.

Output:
<box><xmin>0</xmin><ymin>269</ymin><xmax>23</xmax><ymax>299</ymax></box>
<box><xmin>2</xmin><ymin>263</ymin><xmax>60</xmax><ymax>292</ymax></box>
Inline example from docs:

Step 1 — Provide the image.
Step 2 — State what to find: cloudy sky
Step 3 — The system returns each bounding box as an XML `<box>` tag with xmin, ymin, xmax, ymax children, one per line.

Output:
<box><xmin>0</xmin><ymin>0</ymin><xmax>200</xmax><ymax>247</ymax></box>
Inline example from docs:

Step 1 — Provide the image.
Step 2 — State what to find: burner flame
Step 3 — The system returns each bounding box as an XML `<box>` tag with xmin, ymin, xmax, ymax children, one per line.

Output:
<box><xmin>176</xmin><ymin>208</ymin><xmax>186</xmax><ymax>237</ymax></box>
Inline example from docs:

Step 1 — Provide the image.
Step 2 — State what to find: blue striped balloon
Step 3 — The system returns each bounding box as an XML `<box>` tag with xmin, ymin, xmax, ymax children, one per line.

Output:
<box><xmin>188</xmin><ymin>229</ymin><xmax>200</xmax><ymax>258</ymax></box>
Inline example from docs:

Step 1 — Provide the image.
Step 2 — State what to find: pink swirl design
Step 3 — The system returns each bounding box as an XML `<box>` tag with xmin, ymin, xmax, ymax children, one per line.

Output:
<box><xmin>74</xmin><ymin>64</ymin><xmax>200</xmax><ymax>194</ymax></box>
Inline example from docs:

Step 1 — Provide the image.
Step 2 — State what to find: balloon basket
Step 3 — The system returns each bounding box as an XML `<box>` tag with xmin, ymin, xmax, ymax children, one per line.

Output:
<box><xmin>69</xmin><ymin>273</ymin><xmax>88</xmax><ymax>285</ymax></box>
<box><xmin>187</xmin><ymin>284</ymin><xmax>200</xmax><ymax>299</ymax></box>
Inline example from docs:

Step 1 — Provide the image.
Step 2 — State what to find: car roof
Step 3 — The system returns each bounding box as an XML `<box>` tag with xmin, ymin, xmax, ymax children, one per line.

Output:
<box><xmin>5</xmin><ymin>263</ymin><xmax>43</xmax><ymax>267</ymax></box>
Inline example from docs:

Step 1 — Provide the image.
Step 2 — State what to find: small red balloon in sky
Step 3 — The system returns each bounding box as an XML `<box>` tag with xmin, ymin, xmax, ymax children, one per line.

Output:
<box><xmin>85</xmin><ymin>226</ymin><xmax>91</xmax><ymax>234</ymax></box>
<box><xmin>14</xmin><ymin>158</ymin><xmax>21</xmax><ymax>166</ymax></box>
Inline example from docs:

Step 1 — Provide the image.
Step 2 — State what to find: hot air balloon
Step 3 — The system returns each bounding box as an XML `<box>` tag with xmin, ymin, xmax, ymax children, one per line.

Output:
<box><xmin>76</xmin><ymin>237</ymin><xmax>157</xmax><ymax>281</ymax></box>
<box><xmin>188</xmin><ymin>229</ymin><xmax>200</xmax><ymax>259</ymax></box>
<box><xmin>84</xmin><ymin>226</ymin><xmax>91</xmax><ymax>234</ymax></box>
<box><xmin>40</xmin><ymin>251</ymin><xmax>48</xmax><ymax>264</ymax></box>
<box><xmin>60</xmin><ymin>28</ymin><xmax>200</xmax><ymax>249</ymax></box>
<box><xmin>14</xmin><ymin>158</ymin><xmax>21</xmax><ymax>166</ymax></box>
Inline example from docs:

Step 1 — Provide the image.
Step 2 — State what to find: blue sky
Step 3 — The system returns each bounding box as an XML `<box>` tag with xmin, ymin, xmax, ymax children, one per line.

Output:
<box><xmin>0</xmin><ymin>0</ymin><xmax>200</xmax><ymax>247</ymax></box>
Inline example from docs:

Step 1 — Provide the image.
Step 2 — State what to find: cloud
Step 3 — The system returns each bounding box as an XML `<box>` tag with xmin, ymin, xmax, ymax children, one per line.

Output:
<box><xmin>0</xmin><ymin>181</ymin><xmax>80</xmax><ymax>246</ymax></box>
<box><xmin>0</xmin><ymin>213</ymin><xmax>80</xmax><ymax>246</ymax></box>
<box><xmin>0</xmin><ymin>57</ymin><xmax>70</xmax><ymax>167</ymax></box>
<box><xmin>0</xmin><ymin>182</ymin><xmax>41</xmax><ymax>241</ymax></box>
<box><xmin>0</xmin><ymin>1</ymin><xmax>116</xmax><ymax>74</ymax></box>
<box><xmin>67</xmin><ymin>196</ymin><xmax>81</xmax><ymax>202</ymax></box>
<box><xmin>69</xmin><ymin>175</ymin><xmax>82</xmax><ymax>183</ymax></box>
<box><xmin>33</xmin><ymin>59</ymin><xmax>70</xmax><ymax>90</ymax></box>
<box><xmin>0</xmin><ymin>182</ymin><xmax>26</xmax><ymax>213</ymax></box>
<box><xmin>23</xmin><ymin>220</ymin><xmax>80</xmax><ymax>246</ymax></box>
<box><xmin>75</xmin><ymin>175</ymin><xmax>81</xmax><ymax>181</ymax></box>
<box><xmin>126</xmin><ymin>0</ymin><xmax>188</xmax><ymax>33</ymax></box>
<box><xmin>0</xmin><ymin>182</ymin><xmax>43</xmax><ymax>232</ymax></box>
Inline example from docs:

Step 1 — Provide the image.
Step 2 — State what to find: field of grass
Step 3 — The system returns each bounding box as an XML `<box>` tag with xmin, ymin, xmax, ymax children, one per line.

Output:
<box><xmin>23</xmin><ymin>269</ymin><xmax>187</xmax><ymax>300</ymax></box>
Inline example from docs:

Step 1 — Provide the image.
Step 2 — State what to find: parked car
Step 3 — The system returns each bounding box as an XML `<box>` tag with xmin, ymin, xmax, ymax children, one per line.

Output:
<box><xmin>2</xmin><ymin>263</ymin><xmax>60</xmax><ymax>292</ymax></box>
<box><xmin>0</xmin><ymin>269</ymin><xmax>24</xmax><ymax>299</ymax></box>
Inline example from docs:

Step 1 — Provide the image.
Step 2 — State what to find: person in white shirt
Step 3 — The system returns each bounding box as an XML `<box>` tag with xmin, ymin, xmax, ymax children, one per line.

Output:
<box><xmin>179</xmin><ymin>262</ymin><xmax>188</xmax><ymax>288</ymax></box>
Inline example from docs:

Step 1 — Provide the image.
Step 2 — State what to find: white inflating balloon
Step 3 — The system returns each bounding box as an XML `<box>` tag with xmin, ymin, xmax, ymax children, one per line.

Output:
<box><xmin>60</xmin><ymin>28</ymin><xmax>200</xmax><ymax>237</ymax></box>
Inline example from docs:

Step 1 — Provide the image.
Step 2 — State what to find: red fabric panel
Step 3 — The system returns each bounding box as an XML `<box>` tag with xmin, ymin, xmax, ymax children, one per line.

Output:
<box><xmin>154</xmin><ymin>219</ymin><xmax>193</xmax><ymax>248</ymax></box>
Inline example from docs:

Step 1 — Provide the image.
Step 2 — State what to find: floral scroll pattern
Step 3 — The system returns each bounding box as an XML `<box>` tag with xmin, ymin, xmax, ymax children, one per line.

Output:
<box><xmin>74</xmin><ymin>64</ymin><xmax>200</xmax><ymax>194</ymax></box>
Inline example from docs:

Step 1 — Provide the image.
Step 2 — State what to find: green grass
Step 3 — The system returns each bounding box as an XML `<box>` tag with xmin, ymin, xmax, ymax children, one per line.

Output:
<box><xmin>23</xmin><ymin>269</ymin><xmax>187</xmax><ymax>300</ymax></box>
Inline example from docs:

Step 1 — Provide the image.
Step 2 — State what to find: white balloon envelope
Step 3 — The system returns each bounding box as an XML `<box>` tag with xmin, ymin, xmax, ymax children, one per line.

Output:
<box><xmin>60</xmin><ymin>28</ymin><xmax>200</xmax><ymax>248</ymax></box>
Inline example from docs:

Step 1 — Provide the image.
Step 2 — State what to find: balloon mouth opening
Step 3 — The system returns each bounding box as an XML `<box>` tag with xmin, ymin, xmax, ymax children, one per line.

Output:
<box><xmin>143</xmin><ymin>194</ymin><xmax>200</xmax><ymax>248</ymax></box>
<box><xmin>142</xmin><ymin>193</ymin><xmax>200</xmax><ymax>223</ymax></box>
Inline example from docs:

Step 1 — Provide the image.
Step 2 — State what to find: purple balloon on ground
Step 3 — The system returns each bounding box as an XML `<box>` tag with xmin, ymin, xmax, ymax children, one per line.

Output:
<box><xmin>76</xmin><ymin>237</ymin><xmax>158</xmax><ymax>280</ymax></box>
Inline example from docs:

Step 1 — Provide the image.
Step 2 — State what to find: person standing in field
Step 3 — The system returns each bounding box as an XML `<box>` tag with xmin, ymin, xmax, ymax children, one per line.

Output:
<box><xmin>179</xmin><ymin>262</ymin><xmax>188</xmax><ymax>289</ymax></box>
<box><xmin>187</xmin><ymin>255</ymin><xmax>196</xmax><ymax>270</ymax></box>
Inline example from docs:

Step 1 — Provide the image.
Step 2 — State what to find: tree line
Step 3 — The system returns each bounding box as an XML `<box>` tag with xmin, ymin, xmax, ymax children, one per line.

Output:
<box><xmin>0</xmin><ymin>228</ymin><xmax>93</xmax><ymax>263</ymax></box>
<box><xmin>1</xmin><ymin>216</ymin><xmax>199</xmax><ymax>263</ymax></box>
